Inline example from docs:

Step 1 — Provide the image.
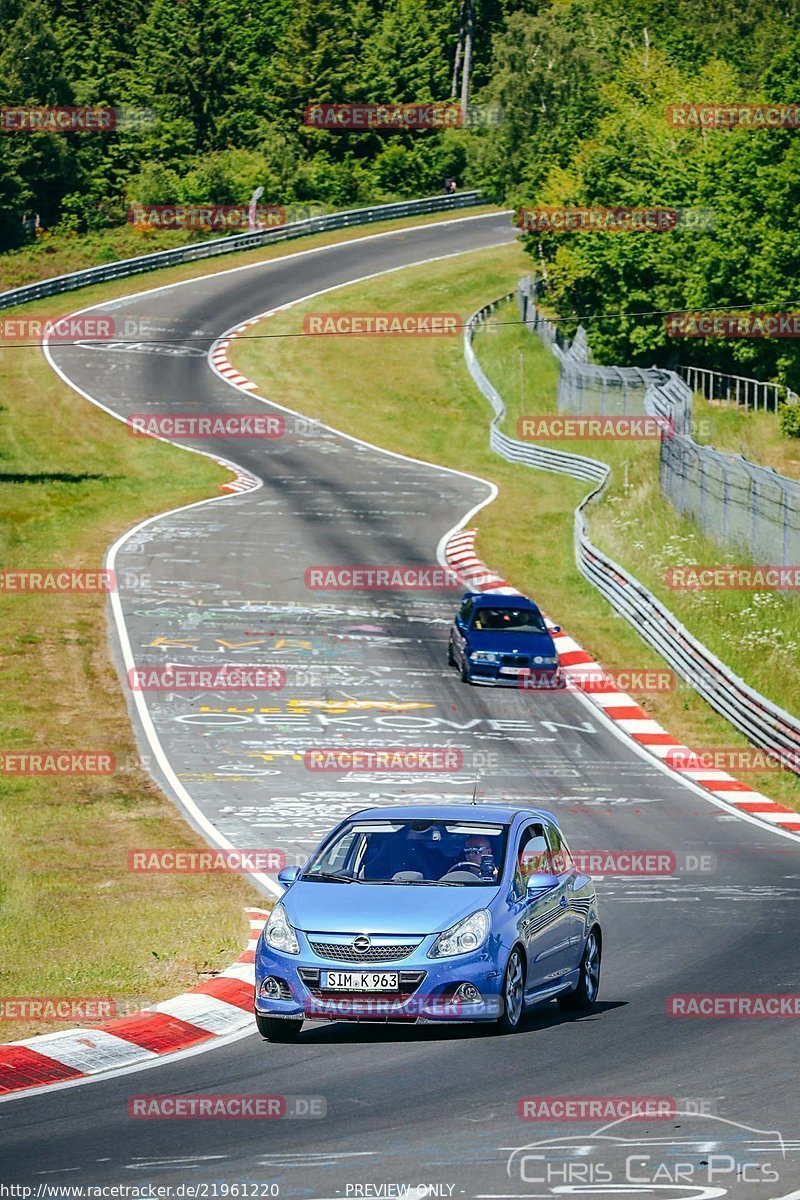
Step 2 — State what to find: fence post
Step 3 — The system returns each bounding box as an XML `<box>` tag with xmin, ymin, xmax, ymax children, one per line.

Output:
<box><xmin>750</xmin><ymin>476</ymin><xmax>760</xmax><ymax>559</ymax></box>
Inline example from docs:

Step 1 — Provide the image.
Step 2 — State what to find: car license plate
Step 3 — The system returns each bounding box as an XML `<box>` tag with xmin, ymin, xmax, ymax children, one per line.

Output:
<box><xmin>499</xmin><ymin>666</ymin><xmax>530</xmax><ymax>676</ymax></box>
<box><xmin>323</xmin><ymin>971</ymin><xmax>399</xmax><ymax>991</ymax></box>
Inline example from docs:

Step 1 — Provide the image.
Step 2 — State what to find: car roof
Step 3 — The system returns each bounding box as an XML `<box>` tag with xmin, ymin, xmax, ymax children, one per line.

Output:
<box><xmin>467</xmin><ymin>592</ymin><xmax>539</xmax><ymax>610</ymax></box>
<box><xmin>347</xmin><ymin>803</ymin><xmax>558</xmax><ymax>826</ymax></box>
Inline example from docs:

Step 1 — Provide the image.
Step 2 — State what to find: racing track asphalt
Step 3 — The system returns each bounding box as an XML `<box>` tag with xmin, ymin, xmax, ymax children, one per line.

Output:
<box><xmin>2</xmin><ymin>212</ymin><xmax>799</xmax><ymax>1200</ymax></box>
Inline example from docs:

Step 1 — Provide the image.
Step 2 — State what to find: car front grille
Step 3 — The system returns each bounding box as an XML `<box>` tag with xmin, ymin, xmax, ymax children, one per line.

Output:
<box><xmin>308</xmin><ymin>939</ymin><xmax>421</xmax><ymax>963</ymax></box>
<box><xmin>299</xmin><ymin>969</ymin><xmax>426</xmax><ymax>1001</ymax></box>
<box><xmin>500</xmin><ymin>654</ymin><xmax>530</xmax><ymax>667</ymax></box>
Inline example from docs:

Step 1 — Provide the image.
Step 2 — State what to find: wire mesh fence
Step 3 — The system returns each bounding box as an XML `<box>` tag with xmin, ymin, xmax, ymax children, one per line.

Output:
<box><xmin>517</xmin><ymin>277</ymin><xmax>800</xmax><ymax>567</ymax></box>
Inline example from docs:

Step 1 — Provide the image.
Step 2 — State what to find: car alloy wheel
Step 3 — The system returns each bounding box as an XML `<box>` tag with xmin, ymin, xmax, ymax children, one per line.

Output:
<box><xmin>498</xmin><ymin>947</ymin><xmax>525</xmax><ymax>1032</ymax></box>
<box><xmin>557</xmin><ymin>929</ymin><xmax>601</xmax><ymax>1013</ymax></box>
<box><xmin>584</xmin><ymin>932</ymin><xmax>600</xmax><ymax>1001</ymax></box>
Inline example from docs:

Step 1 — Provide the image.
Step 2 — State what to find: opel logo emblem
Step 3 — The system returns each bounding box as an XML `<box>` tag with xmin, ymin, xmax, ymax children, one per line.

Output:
<box><xmin>353</xmin><ymin>935</ymin><xmax>371</xmax><ymax>953</ymax></box>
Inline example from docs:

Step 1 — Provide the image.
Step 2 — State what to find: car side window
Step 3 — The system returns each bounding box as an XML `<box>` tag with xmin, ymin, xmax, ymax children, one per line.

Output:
<box><xmin>546</xmin><ymin>824</ymin><xmax>574</xmax><ymax>875</ymax></box>
<box><xmin>514</xmin><ymin>823</ymin><xmax>552</xmax><ymax>893</ymax></box>
<box><xmin>458</xmin><ymin>598</ymin><xmax>473</xmax><ymax>625</ymax></box>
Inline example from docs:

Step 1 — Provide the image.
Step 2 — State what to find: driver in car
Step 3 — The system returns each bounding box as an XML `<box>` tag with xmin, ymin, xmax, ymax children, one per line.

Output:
<box><xmin>456</xmin><ymin>835</ymin><xmax>497</xmax><ymax>880</ymax></box>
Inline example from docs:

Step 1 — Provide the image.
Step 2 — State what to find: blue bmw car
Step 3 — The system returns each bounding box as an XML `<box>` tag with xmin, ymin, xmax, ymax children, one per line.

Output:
<box><xmin>448</xmin><ymin>592</ymin><xmax>562</xmax><ymax>686</ymax></box>
<box><xmin>254</xmin><ymin>804</ymin><xmax>601</xmax><ymax>1041</ymax></box>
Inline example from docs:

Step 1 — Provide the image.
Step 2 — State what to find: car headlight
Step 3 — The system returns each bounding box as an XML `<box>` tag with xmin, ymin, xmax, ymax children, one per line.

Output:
<box><xmin>429</xmin><ymin>909</ymin><xmax>490</xmax><ymax>958</ymax></box>
<box><xmin>533</xmin><ymin>655</ymin><xmax>559</xmax><ymax>666</ymax></box>
<box><xmin>264</xmin><ymin>905</ymin><xmax>300</xmax><ymax>954</ymax></box>
<box><xmin>470</xmin><ymin>651</ymin><xmax>499</xmax><ymax>663</ymax></box>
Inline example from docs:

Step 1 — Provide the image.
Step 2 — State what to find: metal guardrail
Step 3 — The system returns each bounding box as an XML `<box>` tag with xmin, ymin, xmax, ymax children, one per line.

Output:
<box><xmin>467</xmin><ymin>294</ymin><xmax>608</xmax><ymax>485</ymax></box>
<box><xmin>679</xmin><ymin>363</ymin><xmax>799</xmax><ymax>413</ymax></box>
<box><xmin>465</xmin><ymin>294</ymin><xmax>800</xmax><ymax>774</ymax></box>
<box><xmin>0</xmin><ymin>191</ymin><xmax>486</xmax><ymax>313</ymax></box>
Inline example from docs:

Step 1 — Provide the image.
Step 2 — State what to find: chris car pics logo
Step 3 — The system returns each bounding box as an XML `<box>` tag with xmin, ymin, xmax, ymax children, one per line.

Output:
<box><xmin>505</xmin><ymin>1111</ymin><xmax>787</xmax><ymax>1197</ymax></box>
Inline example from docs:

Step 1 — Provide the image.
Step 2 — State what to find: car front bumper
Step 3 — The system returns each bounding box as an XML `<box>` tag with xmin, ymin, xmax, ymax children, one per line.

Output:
<box><xmin>255</xmin><ymin>938</ymin><xmax>504</xmax><ymax>1023</ymax></box>
<box><xmin>467</xmin><ymin>663</ymin><xmax>563</xmax><ymax>688</ymax></box>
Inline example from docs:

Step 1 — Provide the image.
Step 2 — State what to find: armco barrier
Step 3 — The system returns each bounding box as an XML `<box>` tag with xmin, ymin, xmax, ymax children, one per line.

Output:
<box><xmin>0</xmin><ymin>192</ymin><xmax>485</xmax><ymax>313</ymax></box>
<box><xmin>465</xmin><ymin>294</ymin><xmax>800</xmax><ymax>775</ymax></box>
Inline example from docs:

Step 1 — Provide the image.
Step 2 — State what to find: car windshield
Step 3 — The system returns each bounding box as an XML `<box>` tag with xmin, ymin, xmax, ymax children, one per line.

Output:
<box><xmin>471</xmin><ymin>606</ymin><xmax>546</xmax><ymax>633</ymax></box>
<box><xmin>302</xmin><ymin>820</ymin><xmax>509</xmax><ymax>885</ymax></box>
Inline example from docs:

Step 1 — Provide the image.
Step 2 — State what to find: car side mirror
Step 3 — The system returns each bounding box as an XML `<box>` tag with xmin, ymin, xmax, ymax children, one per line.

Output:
<box><xmin>526</xmin><ymin>873</ymin><xmax>560</xmax><ymax>893</ymax></box>
<box><xmin>277</xmin><ymin>865</ymin><xmax>300</xmax><ymax>888</ymax></box>
<box><xmin>519</xmin><ymin>836</ymin><xmax>556</xmax><ymax>893</ymax></box>
<box><xmin>551</xmin><ymin>625</ymin><xmax>561</xmax><ymax>634</ymax></box>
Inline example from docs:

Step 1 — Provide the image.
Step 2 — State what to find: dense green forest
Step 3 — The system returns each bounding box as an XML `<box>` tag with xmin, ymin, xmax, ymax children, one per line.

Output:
<box><xmin>1</xmin><ymin>0</ymin><xmax>800</xmax><ymax>382</ymax></box>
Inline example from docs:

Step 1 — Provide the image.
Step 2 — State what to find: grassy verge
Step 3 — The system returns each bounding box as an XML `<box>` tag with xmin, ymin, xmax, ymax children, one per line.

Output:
<box><xmin>0</xmin><ymin>205</ymin><xmax>501</xmax><ymax>293</ymax></box>
<box><xmin>231</xmin><ymin>260</ymin><xmax>799</xmax><ymax>812</ymax></box>
<box><xmin>0</xmin><ymin>365</ymin><xmax>259</xmax><ymax>1043</ymax></box>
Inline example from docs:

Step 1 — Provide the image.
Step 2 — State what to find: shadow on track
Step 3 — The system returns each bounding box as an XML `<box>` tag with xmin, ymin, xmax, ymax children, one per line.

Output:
<box><xmin>287</xmin><ymin>1000</ymin><xmax>626</xmax><ymax>1045</ymax></box>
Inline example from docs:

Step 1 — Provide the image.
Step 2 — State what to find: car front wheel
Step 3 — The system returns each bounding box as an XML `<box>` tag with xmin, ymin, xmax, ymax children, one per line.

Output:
<box><xmin>557</xmin><ymin>929</ymin><xmax>601</xmax><ymax>1013</ymax></box>
<box><xmin>447</xmin><ymin>639</ymin><xmax>456</xmax><ymax>666</ymax></box>
<box><xmin>255</xmin><ymin>1013</ymin><xmax>303</xmax><ymax>1042</ymax></box>
<box><xmin>497</xmin><ymin>947</ymin><xmax>525</xmax><ymax>1033</ymax></box>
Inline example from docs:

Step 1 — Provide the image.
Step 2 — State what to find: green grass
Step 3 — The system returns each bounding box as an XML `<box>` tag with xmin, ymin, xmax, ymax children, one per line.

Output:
<box><xmin>231</xmin><ymin>259</ymin><xmax>800</xmax><ymax>812</ymax></box>
<box><xmin>0</xmin><ymin>352</ymin><xmax>260</xmax><ymax>1042</ymax></box>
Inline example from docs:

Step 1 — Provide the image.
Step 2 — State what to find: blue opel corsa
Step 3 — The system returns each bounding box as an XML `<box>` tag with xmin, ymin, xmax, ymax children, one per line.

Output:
<box><xmin>254</xmin><ymin>804</ymin><xmax>601</xmax><ymax>1041</ymax></box>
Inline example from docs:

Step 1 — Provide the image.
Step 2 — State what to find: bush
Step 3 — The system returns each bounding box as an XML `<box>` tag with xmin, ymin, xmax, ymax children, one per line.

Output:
<box><xmin>779</xmin><ymin>401</ymin><xmax>800</xmax><ymax>439</ymax></box>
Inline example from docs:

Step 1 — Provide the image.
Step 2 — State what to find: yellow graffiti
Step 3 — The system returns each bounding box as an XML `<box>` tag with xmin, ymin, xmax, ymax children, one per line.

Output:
<box><xmin>286</xmin><ymin>699</ymin><xmax>432</xmax><ymax>712</ymax></box>
<box><xmin>198</xmin><ymin>698</ymin><xmax>434</xmax><ymax>715</ymax></box>
<box><xmin>215</xmin><ymin>639</ymin><xmax>267</xmax><ymax>649</ymax></box>
<box><xmin>246</xmin><ymin>751</ymin><xmax>304</xmax><ymax>762</ymax></box>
